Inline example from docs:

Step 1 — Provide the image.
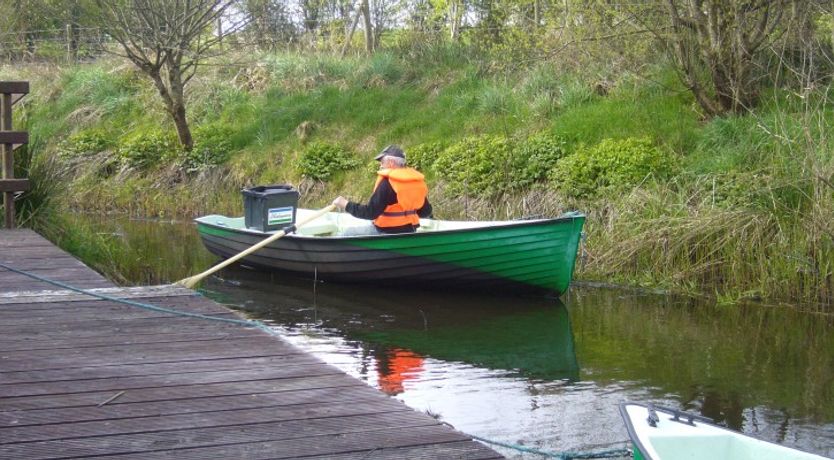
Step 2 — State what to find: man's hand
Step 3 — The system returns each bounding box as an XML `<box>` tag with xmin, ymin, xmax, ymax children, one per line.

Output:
<box><xmin>332</xmin><ymin>196</ymin><xmax>349</xmax><ymax>211</ymax></box>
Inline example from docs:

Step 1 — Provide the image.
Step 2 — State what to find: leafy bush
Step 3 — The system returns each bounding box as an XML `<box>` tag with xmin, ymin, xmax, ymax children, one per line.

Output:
<box><xmin>432</xmin><ymin>135</ymin><xmax>514</xmax><ymax>196</ymax></box>
<box><xmin>550</xmin><ymin>137</ymin><xmax>673</xmax><ymax>197</ymax></box>
<box><xmin>509</xmin><ymin>133</ymin><xmax>569</xmax><ymax>190</ymax></box>
<box><xmin>406</xmin><ymin>142</ymin><xmax>446</xmax><ymax>172</ymax></box>
<box><xmin>58</xmin><ymin>130</ymin><xmax>112</xmax><ymax>157</ymax></box>
<box><xmin>117</xmin><ymin>131</ymin><xmax>178</xmax><ymax>170</ymax></box>
<box><xmin>181</xmin><ymin>125</ymin><xmax>235</xmax><ymax>173</ymax></box>
<box><xmin>297</xmin><ymin>142</ymin><xmax>361</xmax><ymax>181</ymax></box>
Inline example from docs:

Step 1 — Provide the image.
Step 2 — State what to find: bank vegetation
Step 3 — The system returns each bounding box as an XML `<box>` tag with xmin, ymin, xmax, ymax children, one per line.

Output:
<box><xmin>1</xmin><ymin>0</ymin><xmax>833</xmax><ymax>308</ymax></box>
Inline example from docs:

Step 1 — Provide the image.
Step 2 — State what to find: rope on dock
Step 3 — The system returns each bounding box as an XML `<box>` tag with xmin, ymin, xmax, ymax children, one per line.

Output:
<box><xmin>470</xmin><ymin>435</ymin><xmax>631</xmax><ymax>459</ymax></box>
<box><xmin>0</xmin><ymin>262</ymin><xmax>279</xmax><ymax>337</ymax></box>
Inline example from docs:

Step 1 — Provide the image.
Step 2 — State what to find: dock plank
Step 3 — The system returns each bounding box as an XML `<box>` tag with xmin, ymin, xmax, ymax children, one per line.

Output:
<box><xmin>0</xmin><ymin>229</ymin><xmax>501</xmax><ymax>459</ymax></box>
<box><xmin>0</xmin><ymin>413</ymin><xmax>449</xmax><ymax>459</ymax></box>
<box><xmin>1</xmin><ymin>386</ymin><xmax>388</xmax><ymax>427</ymax></box>
<box><xmin>0</xmin><ymin>354</ymin><xmax>321</xmax><ymax>385</ymax></box>
<box><xmin>2</xmin><ymin>374</ymin><xmax>366</xmax><ymax>411</ymax></box>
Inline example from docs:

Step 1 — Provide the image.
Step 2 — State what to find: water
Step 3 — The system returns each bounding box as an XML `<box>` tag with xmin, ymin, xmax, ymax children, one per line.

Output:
<box><xmin>48</xmin><ymin>215</ymin><xmax>834</xmax><ymax>459</ymax></box>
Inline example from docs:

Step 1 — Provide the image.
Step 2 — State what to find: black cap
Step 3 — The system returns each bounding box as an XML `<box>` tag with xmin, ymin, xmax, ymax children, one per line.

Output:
<box><xmin>374</xmin><ymin>144</ymin><xmax>405</xmax><ymax>161</ymax></box>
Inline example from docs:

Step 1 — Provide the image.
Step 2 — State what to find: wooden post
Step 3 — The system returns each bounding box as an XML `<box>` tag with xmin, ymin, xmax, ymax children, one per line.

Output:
<box><xmin>0</xmin><ymin>81</ymin><xmax>29</xmax><ymax>229</ymax></box>
<box><xmin>2</xmin><ymin>92</ymin><xmax>14</xmax><ymax>228</ymax></box>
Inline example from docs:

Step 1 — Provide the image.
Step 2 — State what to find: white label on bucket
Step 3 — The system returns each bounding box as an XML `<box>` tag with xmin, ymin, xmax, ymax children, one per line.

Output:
<box><xmin>267</xmin><ymin>207</ymin><xmax>294</xmax><ymax>225</ymax></box>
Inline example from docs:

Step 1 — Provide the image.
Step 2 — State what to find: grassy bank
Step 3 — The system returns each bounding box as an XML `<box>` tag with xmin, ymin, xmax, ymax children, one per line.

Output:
<box><xmin>3</xmin><ymin>47</ymin><xmax>832</xmax><ymax>308</ymax></box>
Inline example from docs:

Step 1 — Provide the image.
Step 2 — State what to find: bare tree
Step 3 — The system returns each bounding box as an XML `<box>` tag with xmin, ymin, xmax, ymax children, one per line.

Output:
<box><xmin>91</xmin><ymin>0</ymin><xmax>245</xmax><ymax>150</ymax></box>
<box><xmin>659</xmin><ymin>0</ymin><xmax>788</xmax><ymax>116</ymax></box>
<box><xmin>243</xmin><ymin>0</ymin><xmax>297</xmax><ymax>50</ymax></box>
<box><xmin>370</xmin><ymin>0</ymin><xmax>400</xmax><ymax>46</ymax></box>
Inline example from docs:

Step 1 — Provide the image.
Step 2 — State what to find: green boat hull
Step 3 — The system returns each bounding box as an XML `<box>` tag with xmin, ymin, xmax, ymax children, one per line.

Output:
<box><xmin>195</xmin><ymin>211</ymin><xmax>585</xmax><ymax>295</ymax></box>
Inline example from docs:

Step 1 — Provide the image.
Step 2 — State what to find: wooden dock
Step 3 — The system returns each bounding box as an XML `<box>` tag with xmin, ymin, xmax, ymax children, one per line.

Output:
<box><xmin>0</xmin><ymin>229</ymin><xmax>503</xmax><ymax>459</ymax></box>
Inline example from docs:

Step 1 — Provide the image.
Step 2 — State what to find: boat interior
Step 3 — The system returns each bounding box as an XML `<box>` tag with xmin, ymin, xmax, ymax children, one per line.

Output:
<box><xmin>200</xmin><ymin>208</ymin><xmax>552</xmax><ymax>237</ymax></box>
<box><xmin>622</xmin><ymin>404</ymin><xmax>824</xmax><ymax>460</ymax></box>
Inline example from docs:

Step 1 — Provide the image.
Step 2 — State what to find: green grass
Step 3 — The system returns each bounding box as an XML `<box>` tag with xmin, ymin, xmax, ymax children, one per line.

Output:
<box><xmin>550</xmin><ymin>73</ymin><xmax>701</xmax><ymax>153</ymax></box>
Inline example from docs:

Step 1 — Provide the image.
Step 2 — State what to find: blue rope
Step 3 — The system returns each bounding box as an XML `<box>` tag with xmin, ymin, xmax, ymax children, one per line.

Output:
<box><xmin>471</xmin><ymin>435</ymin><xmax>630</xmax><ymax>459</ymax></box>
<box><xmin>0</xmin><ymin>262</ymin><xmax>278</xmax><ymax>336</ymax></box>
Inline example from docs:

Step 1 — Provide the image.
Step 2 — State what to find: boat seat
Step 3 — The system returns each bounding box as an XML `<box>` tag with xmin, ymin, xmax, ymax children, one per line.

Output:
<box><xmin>417</xmin><ymin>219</ymin><xmax>439</xmax><ymax>232</ymax></box>
<box><xmin>651</xmin><ymin>434</ymin><xmax>791</xmax><ymax>460</ymax></box>
<box><xmin>297</xmin><ymin>222</ymin><xmax>339</xmax><ymax>236</ymax></box>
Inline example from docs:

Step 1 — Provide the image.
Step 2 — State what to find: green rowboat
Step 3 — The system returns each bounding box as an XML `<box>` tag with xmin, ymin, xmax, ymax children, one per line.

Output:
<box><xmin>195</xmin><ymin>209</ymin><xmax>585</xmax><ymax>295</ymax></box>
<box><xmin>620</xmin><ymin>402</ymin><xmax>830</xmax><ymax>460</ymax></box>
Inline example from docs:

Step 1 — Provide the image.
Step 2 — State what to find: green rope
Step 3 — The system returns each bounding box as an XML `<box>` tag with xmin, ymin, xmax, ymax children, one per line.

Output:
<box><xmin>471</xmin><ymin>435</ymin><xmax>631</xmax><ymax>459</ymax></box>
<box><xmin>0</xmin><ymin>262</ymin><xmax>277</xmax><ymax>336</ymax></box>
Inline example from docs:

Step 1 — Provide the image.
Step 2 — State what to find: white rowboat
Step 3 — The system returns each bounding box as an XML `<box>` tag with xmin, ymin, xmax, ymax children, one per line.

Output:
<box><xmin>619</xmin><ymin>402</ymin><xmax>830</xmax><ymax>460</ymax></box>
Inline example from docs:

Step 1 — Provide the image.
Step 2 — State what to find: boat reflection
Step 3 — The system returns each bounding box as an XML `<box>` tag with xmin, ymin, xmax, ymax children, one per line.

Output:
<box><xmin>203</xmin><ymin>267</ymin><xmax>580</xmax><ymax>382</ymax></box>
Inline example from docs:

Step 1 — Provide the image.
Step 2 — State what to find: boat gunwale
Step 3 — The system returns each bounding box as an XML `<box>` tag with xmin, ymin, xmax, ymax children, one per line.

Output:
<box><xmin>194</xmin><ymin>211</ymin><xmax>586</xmax><ymax>241</ymax></box>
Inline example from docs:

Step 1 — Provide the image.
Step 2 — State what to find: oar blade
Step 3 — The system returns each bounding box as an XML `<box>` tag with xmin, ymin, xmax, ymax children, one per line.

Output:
<box><xmin>176</xmin><ymin>275</ymin><xmax>200</xmax><ymax>289</ymax></box>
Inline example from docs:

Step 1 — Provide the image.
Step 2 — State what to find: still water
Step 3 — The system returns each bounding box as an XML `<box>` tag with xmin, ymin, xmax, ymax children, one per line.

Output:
<box><xmin>52</xmin><ymin>215</ymin><xmax>834</xmax><ymax>458</ymax></box>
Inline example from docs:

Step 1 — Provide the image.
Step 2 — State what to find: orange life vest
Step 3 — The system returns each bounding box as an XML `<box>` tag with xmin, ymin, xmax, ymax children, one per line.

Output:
<box><xmin>372</xmin><ymin>168</ymin><xmax>428</xmax><ymax>229</ymax></box>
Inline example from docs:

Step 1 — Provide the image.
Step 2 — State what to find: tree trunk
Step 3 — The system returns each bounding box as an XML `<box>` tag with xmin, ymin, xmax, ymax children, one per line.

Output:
<box><xmin>68</xmin><ymin>2</ymin><xmax>81</xmax><ymax>61</ymax></box>
<box><xmin>216</xmin><ymin>16</ymin><xmax>223</xmax><ymax>46</ymax></box>
<box><xmin>340</xmin><ymin>0</ymin><xmax>363</xmax><ymax>58</ymax></box>
<box><xmin>450</xmin><ymin>1</ymin><xmax>460</xmax><ymax>41</ymax></box>
<box><xmin>149</xmin><ymin>70</ymin><xmax>193</xmax><ymax>151</ymax></box>
<box><xmin>167</xmin><ymin>68</ymin><xmax>193</xmax><ymax>151</ymax></box>
<box><xmin>361</xmin><ymin>0</ymin><xmax>374</xmax><ymax>53</ymax></box>
<box><xmin>534</xmin><ymin>0</ymin><xmax>539</xmax><ymax>27</ymax></box>
<box><xmin>171</xmin><ymin>104</ymin><xmax>193</xmax><ymax>151</ymax></box>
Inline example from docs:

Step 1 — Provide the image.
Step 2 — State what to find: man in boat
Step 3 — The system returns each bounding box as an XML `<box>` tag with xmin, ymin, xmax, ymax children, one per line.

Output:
<box><xmin>331</xmin><ymin>145</ymin><xmax>432</xmax><ymax>235</ymax></box>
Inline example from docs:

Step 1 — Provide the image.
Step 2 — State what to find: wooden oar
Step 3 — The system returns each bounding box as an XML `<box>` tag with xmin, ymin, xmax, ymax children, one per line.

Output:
<box><xmin>177</xmin><ymin>204</ymin><xmax>337</xmax><ymax>289</ymax></box>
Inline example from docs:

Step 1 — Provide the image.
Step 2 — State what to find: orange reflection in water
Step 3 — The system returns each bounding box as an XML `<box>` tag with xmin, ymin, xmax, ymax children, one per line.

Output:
<box><xmin>376</xmin><ymin>348</ymin><xmax>424</xmax><ymax>395</ymax></box>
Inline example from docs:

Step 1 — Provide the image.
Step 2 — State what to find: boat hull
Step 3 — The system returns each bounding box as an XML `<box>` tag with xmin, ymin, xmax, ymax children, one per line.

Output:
<box><xmin>195</xmin><ymin>212</ymin><xmax>585</xmax><ymax>295</ymax></box>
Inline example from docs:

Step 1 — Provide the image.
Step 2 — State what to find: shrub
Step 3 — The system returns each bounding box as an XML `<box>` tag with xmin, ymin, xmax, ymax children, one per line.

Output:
<box><xmin>406</xmin><ymin>142</ymin><xmax>446</xmax><ymax>172</ymax></box>
<box><xmin>297</xmin><ymin>142</ymin><xmax>361</xmax><ymax>181</ymax></box>
<box><xmin>181</xmin><ymin>125</ymin><xmax>235</xmax><ymax>173</ymax></box>
<box><xmin>117</xmin><ymin>131</ymin><xmax>178</xmax><ymax>170</ymax></box>
<box><xmin>432</xmin><ymin>135</ymin><xmax>514</xmax><ymax>196</ymax></box>
<box><xmin>509</xmin><ymin>133</ymin><xmax>569</xmax><ymax>190</ymax></box>
<box><xmin>551</xmin><ymin>137</ymin><xmax>673</xmax><ymax>198</ymax></box>
<box><xmin>58</xmin><ymin>130</ymin><xmax>112</xmax><ymax>157</ymax></box>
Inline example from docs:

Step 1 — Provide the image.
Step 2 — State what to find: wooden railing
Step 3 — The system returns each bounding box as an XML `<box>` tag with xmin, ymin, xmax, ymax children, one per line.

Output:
<box><xmin>0</xmin><ymin>81</ymin><xmax>29</xmax><ymax>229</ymax></box>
